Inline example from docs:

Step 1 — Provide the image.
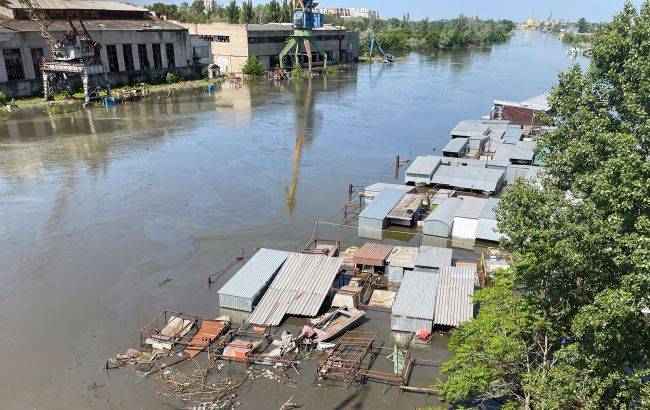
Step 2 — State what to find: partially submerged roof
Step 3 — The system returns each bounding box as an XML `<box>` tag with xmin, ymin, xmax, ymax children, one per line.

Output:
<box><xmin>454</xmin><ymin>197</ymin><xmax>488</xmax><ymax>219</ymax></box>
<box><xmin>425</xmin><ymin>197</ymin><xmax>463</xmax><ymax>225</ymax></box>
<box><xmin>217</xmin><ymin>248</ymin><xmax>290</xmax><ymax>299</ymax></box>
<box><xmin>386</xmin><ymin>246</ymin><xmax>418</xmax><ymax>269</ymax></box>
<box><xmin>392</xmin><ymin>270</ymin><xmax>440</xmax><ymax>320</ymax></box>
<box><xmin>354</xmin><ymin>242</ymin><xmax>394</xmax><ymax>267</ymax></box>
<box><xmin>415</xmin><ymin>246</ymin><xmax>453</xmax><ymax>269</ymax></box>
<box><xmin>248</xmin><ymin>253</ymin><xmax>342</xmax><ymax>326</ymax></box>
<box><xmin>442</xmin><ymin>137</ymin><xmax>469</xmax><ymax>154</ymax></box>
<box><xmin>434</xmin><ymin>266</ymin><xmax>476</xmax><ymax>327</ymax></box>
<box><xmin>431</xmin><ymin>165</ymin><xmax>504</xmax><ymax>193</ymax></box>
<box><xmin>405</xmin><ymin>155</ymin><xmax>441</xmax><ymax>176</ymax></box>
<box><xmin>359</xmin><ymin>188</ymin><xmax>405</xmax><ymax>221</ymax></box>
<box><xmin>388</xmin><ymin>193</ymin><xmax>423</xmax><ymax>221</ymax></box>
<box><xmin>365</xmin><ymin>182</ymin><xmax>414</xmax><ymax>194</ymax></box>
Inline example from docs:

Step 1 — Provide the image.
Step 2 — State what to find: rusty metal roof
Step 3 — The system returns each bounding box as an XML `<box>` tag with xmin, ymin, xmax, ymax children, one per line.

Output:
<box><xmin>0</xmin><ymin>18</ymin><xmax>185</xmax><ymax>32</ymax></box>
<box><xmin>434</xmin><ymin>266</ymin><xmax>476</xmax><ymax>327</ymax></box>
<box><xmin>247</xmin><ymin>253</ymin><xmax>342</xmax><ymax>326</ymax></box>
<box><xmin>353</xmin><ymin>242</ymin><xmax>394</xmax><ymax>267</ymax></box>
<box><xmin>4</xmin><ymin>0</ymin><xmax>146</xmax><ymax>11</ymax></box>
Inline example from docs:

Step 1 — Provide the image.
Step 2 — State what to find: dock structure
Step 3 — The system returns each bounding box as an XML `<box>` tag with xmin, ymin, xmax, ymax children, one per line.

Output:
<box><xmin>404</xmin><ymin>155</ymin><xmax>441</xmax><ymax>185</ymax></box>
<box><xmin>357</xmin><ymin>188</ymin><xmax>406</xmax><ymax>236</ymax></box>
<box><xmin>387</xmin><ymin>193</ymin><xmax>423</xmax><ymax>227</ymax></box>
<box><xmin>414</xmin><ymin>246</ymin><xmax>453</xmax><ymax>273</ymax></box>
<box><xmin>217</xmin><ymin>248</ymin><xmax>291</xmax><ymax>312</ymax></box>
<box><xmin>452</xmin><ymin>197</ymin><xmax>488</xmax><ymax>240</ymax></box>
<box><xmin>423</xmin><ymin>197</ymin><xmax>463</xmax><ymax>238</ymax></box>
<box><xmin>434</xmin><ymin>266</ymin><xmax>476</xmax><ymax>327</ymax></box>
<box><xmin>391</xmin><ymin>270</ymin><xmax>440</xmax><ymax>332</ymax></box>
<box><xmin>248</xmin><ymin>253</ymin><xmax>342</xmax><ymax>326</ymax></box>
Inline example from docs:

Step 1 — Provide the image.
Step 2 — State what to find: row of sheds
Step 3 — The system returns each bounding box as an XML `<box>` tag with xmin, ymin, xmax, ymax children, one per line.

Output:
<box><xmin>423</xmin><ymin>196</ymin><xmax>504</xmax><ymax>242</ymax></box>
<box><xmin>217</xmin><ymin>249</ymin><xmax>343</xmax><ymax>326</ymax></box>
<box><xmin>357</xmin><ymin>187</ymin><xmax>424</xmax><ymax>235</ymax></box>
<box><xmin>391</xmin><ymin>266</ymin><xmax>476</xmax><ymax>332</ymax></box>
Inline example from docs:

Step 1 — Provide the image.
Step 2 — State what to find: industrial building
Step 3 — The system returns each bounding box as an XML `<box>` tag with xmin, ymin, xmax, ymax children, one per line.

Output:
<box><xmin>179</xmin><ymin>22</ymin><xmax>359</xmax><ymax>73</ymax></box>
<box><xmin>0</xmin><ymin>0</ymin><xmax>202</xmax><ymax>97</ymax></box>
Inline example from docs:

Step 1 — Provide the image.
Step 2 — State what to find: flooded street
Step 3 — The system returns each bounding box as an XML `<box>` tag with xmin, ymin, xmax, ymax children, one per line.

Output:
<box><xmin>0</xmin><ymin>30</ymin><xmax>583</xmax><ymax>409</ymax></box>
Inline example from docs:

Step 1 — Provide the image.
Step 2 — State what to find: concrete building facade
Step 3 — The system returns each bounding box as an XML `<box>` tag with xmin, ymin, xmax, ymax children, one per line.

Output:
<box><xmin>0</xmin><ymin>0</ymin><xmax>204</xmax><ymax>97</ymax></box>
<box><xmin>180</xmin><ymin>22</ymin><xmax>359</xmax><ymax>74</ymax></box>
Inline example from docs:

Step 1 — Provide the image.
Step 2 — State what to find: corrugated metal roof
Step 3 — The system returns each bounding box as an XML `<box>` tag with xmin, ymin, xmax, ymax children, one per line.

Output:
<box><xmin>405</xmin><ymin>155</ymin><xmax>441</xmax><ymax>176</ymax></box>
<box><xmin>415</xmin><ymin>246</ymin><xmax>453</xmax><ymax>269</ymax></box>
<box><xmin>5</xmin><ymin>0</ymin><xmax>147</xmax><ymax>11</ymax></box>
<box><xmin>442</xmin><ymin>137</ymin><xmax>469</xmax><ymax>154</ymax></box>
<box><xmin>217</xmin><ymin>248</ymin><xmax>290</xmax><ymax>299</ymax></box>
<box><xmin>511</xmin><ymin>141</ymin><xmax>536</xmax><ymax>162</ymax></box>
<box><xmin>442</xmin><ymin>157</ymin><xmax>489</xmax><ymax>168</ymax></box>
<box><xmin>454</xmin><ymin>197</ymin><xmax>488</xmax><ymax>219</ymax></box>
<box><xmin>392</xmin><ymin>270</ymin><xmax>439</xmax><ymax>320</ymax></box>
<box><xmin>354</xmin><ymin>242</ymin><xmax>394</xmax><ymax>266</ymax></box>
<box><xmin>247</xmin><ymin>253</ymin><xmax>342</xmax><ymax>326</ymax></box>
<box><xmin>451</xmin><ymin>120</ymin><xmax>490</xmax><ymax>139</ymax></box>
<box><xmin>475</xmin><ymin>218</ymin><xmax>502</xmax><ymax>242</ymax></box>
<box><xmin>358</xmin><ymin>188</ymin><xmax>405</xmax><ymax>221</ymax></box>
<box><xmin>479</xmin><ymin>198</ymin><xmax>499</xmax><ymax>220</ymax></box>
<box><xmin>365</xmin><ymin>182</ymin><xmax>414</xmax><ymax>194</ymax></box>
<box><xmin>0</xmin><ymin>18</ymin><xmax>184</xmax><ymax>32</ymax></box>
<box><xmin>434</xmin><ymin>266</ymin><xmax>476</xmax><ymax>326</ymax></box>
<box><xmin>426</xmin><ymin>197</ymin><xmax>463</xmax><ymax>224</ymax></box>
<box><xmin>386</xmin><ymin>246</ymin><xmax>418</xmax><ymax>269</ymax></box>
<box><xmin>431</xmin><ymin>165</ymin><xmax>504</xmax><ymax>193</ymax></box>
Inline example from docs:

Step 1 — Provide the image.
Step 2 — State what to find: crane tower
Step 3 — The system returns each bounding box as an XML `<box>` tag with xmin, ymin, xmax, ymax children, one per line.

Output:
<box><xmin>279</xmin><ymin>0</ymin><xmax>328</xmax><ymax>71</ymax></box>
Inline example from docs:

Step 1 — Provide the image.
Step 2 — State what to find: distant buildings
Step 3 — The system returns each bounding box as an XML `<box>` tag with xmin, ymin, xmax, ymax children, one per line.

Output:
<box><xmin>318</xmin><ymin>7</ymin><xmax>379</xmax><ymax>20</ymax></box>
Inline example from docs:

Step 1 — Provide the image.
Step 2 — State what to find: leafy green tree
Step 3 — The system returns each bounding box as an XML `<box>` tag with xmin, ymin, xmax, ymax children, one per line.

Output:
<box><xmin>226</xmin><ymin>0</ymin><xmax>240</xmax><ymax>23</ymax></box>
<box><xmin>440</xmin><ymin>2</ymin><xmax>650</xmax><ymax>408</ymax></box>
<box><xmin>577</xmin><ymin>17</ymin><xmax>590</xmax><ymax>33</ymax></box>
<box><xmin>240</xmin><ymin>0</ymin><xmax>254</xmax><ymax>23</ymax></box>
<box><xmin>266</xmin><ymin>0</ymin><xmax>281</xmax><ymax>22</ymax></box>
<box><xmin>241</xmin><ymin>56</ymin><xmax>264</xmax><ymax>76</ymax></box>
<box><xmin>281</xmin><ymin>0</ymin><xmax>291</xmax><ymax>22</ymax></box>
<box><xmin>190</xmin><ymin>0</ymin><xmax>204</xmax><ymax>15</ymax></box>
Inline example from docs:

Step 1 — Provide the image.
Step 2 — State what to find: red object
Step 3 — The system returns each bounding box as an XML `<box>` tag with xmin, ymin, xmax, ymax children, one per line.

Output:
<box><xmin>415</xmin><ymin>330</ymin><xmax>431</xmax><ymax>340</ymax></box>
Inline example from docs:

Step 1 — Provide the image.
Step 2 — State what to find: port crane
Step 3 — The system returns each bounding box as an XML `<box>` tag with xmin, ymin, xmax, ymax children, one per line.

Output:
<box><xmin>17</xmin><ymin>0</ymin><xmax>109</xmax><ymax>103</ymax></box>
<box><xmin>279</xmin><ymin>0</ymin><xmax>328</xmax><ymax>71</ymax></box>
<box><xmin>369</xmin><ymin>36</ymin><xmax>394</xmax><ymax>63</ymax></box>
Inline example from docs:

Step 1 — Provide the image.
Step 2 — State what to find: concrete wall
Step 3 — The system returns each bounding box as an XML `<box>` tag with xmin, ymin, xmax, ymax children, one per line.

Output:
<box><xmin>0</xmin><ymin>28</ymin><xmax>195</xmax><ymax>98</ymax></box>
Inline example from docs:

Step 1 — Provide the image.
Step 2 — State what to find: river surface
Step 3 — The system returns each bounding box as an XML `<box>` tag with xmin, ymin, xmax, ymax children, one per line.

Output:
<box><xmin>0</xmin><ymin>30</ymin><xmax>585</xmax><ymax>409</ymax></box>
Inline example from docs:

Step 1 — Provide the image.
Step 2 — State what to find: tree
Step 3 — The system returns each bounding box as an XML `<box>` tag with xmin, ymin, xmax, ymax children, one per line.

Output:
<box><xmin>281</xmin><ymin>0</ymin><xmax>291</xmax><ymax>22</ymax></box>
<box><xmin>440</xmin><ymin>2</ymin><xmax>650</xmax><ymax>408</ymax></box>
<box><xmin>577</xmin><ymin>17</ymin><xmax>590</xmax><ymax>33</ymax></box>
<box><xmin>240</xmin><ymin>0</ymin><xmax>254</xmax><ymax>23</ymax></box>
<box><xmin>226</xmin><ymin>0</ymin><xmax>240</xmax><ymax>23</ymax></box>
<box><xmin>266</xmin><ymin>0</ymin><xmax>281</xmax><ymax>23</ymax></box>
<box><xmin>241</xmin><ymin>56</ymin><xmax>264</xmax><ymax>76</ymax></box>
<box><xmin>190</xmin><ymin>0</ymin><xmax>204</xmax><ymax>15</ymax></box>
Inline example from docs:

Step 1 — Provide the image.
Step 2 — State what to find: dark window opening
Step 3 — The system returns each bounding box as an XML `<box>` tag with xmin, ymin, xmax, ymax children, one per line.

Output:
<box><xmin>106</xmin><ymin>45</ymin><xmax>119</xmax><ymax>72</ymax></box>
<box><xmin>165</xmin><ymin>43</ymin><xmax>175</xmax><ymax>68</ymax></box>
<box><xmin>122</xmin><ymin>44</ymin><xmax>134</xmax><ymax>71</ymax></box>
<box><xmin>31</xmin><ymin>47</ymin><xmax>43</xmax><ymax>78</ymax></box>
<box><xmin>137</xmin><ymin>43</ymin><xmax>149</xmax><ymax>69</ymax></box>
<box><xmin>4</xmin><ymin>48</ymin><xmax>25</xmax><ymax>80</ymax></box>
<box><xmin>152</xmin><ymin>43</ymin><xmax>162</xmax><ymax>69</ymax></box>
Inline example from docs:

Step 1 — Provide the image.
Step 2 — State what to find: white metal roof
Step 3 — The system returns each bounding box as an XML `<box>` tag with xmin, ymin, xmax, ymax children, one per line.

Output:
<box><xmin>248</xmin><ymin>253</ymin><xmax>342</xmax><ymax>326</ymax></box>
<box><xmin>392</xmin><ymin>270</ymin><xmax>439</xmax><ymax>320</ymax></box>
<box><xmin>425</xmin><ymin>197</ymin><xmax>463</xmax><ymax>225</ymax></box>
<box><xmin>434</xmin><ymin>266</ymin><xmax>476</xmax><ymax>326</ymax></box>
<box><xmin>217</xmin><ymin>248</ymin><xmax>290</xmax><ymax>299</ymax></box>
<box><xmin>359</xmin><ymin>188</ymin><xmax>405</xmax><ymax>221</ymax></box>
<box><xmin>405</xmin><ymin>155</ymin><xmax>441</xmax><ymax>176</ymax></box>
<box><xmin>365</xmin><ymin>182</ymin><xmax>414</xmax><ymax>194</ymax></box>
<box><xmin>415</xmin><ymin>246</ymin><xmax>453</xmax><ymax>269</ymax></box>
<box><xmin>454</xmin><ymin>197</ymin><xmax>488</xmax><ymax>219</ymax></box>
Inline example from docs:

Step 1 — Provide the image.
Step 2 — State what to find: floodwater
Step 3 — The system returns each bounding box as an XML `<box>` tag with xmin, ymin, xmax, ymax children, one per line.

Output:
<box><xmin>0</xmin><ymin>30</ymin><xmax>584</xmax><ymax>409</ymax></box>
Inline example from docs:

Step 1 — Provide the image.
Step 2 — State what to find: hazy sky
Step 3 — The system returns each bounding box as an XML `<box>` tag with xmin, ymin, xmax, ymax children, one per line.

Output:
<box><xmin>299</xmin><ymin>0</ymin><xmax>643</xmax><ymax>22</ymax></box>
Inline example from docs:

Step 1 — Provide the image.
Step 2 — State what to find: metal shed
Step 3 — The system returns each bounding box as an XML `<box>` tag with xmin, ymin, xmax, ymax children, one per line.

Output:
<box><xmin>391</xmin><ymin>270</ymin><xmax>440</xmax><ymax>332</ymax></box>
<box><xmin>387</xmin><ymin>193</ymin><xmax>423</xmax><ymax>226</ymax></box>
<box><xmin>404</xmin><ymin>155</ymin><xmax>441</xmax><ymax>185</ymax></box>
<box><xmin>217</xmin><ymin>248</ymin><xmax>291</xmax><ymax>312</ymax></box>
<box><xmin>363</xmin><ymin>183</ymin><xmax>414</xmax><ymax>205</ymax></box>
<box><xmin>450</xmin><ymin>120</ymin><xmax>490</xmax><ymax>151</ymax></box>
<box><xmin>358</xmin><ymin>188</ymin><xmax>406</xmax><ymax>234</ymax></box>
<box><xmin>414</xmin><ymin>246</ymin><xmax>453</xmax><ymax>272</ymax></box>
<box><xmin>386</xmin><ymin>246</ymin><xmax>418</xmax><ymax>284</ymax></box>
<box><xmin>354</xmin><ymin>242</ymin><xmax>394</xmax><ymax>268</ymax></box>
<box><xmin>452</xmin><ymin>197</ymin><xmax>488</xmax><ymax>240</ymax></box>
<box><xmin>434</xmin><ymin>266</ymin><xmax>476</xmax><ymax>327</ymax></box>
<box><xmin>442</xmin><ymin>137</ymin><xmax>469</xmax><ymax>158</ymax></box>
<box><xmin>431</xmin><ymin>165</ymin><xmax>505</xmax><ymax>194</ymax></box>
<box><xmin>248</xmin><ymin>253</ymin><xmax>342</xmax><ymax>326</ymax></box>
<box><xmin>423</xmin><ymin>197</ymin><xmax>463</xmax><ymax>237</ymax></box>
<box><xmin>475</xmin><ymin>198</ymin><xmax>503</xmax><ymax>243</ymax></box>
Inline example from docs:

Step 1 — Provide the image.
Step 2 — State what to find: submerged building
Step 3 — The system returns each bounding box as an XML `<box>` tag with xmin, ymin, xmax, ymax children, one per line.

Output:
<box><xmin>179</xmin><ymin>22</ymin><xmax>359</xmax><ymax>73</ymax></box>
<box><xmin>0</xmin><ymin>0</ymin><xmax>201</xmax><ymax>97</ymax></box>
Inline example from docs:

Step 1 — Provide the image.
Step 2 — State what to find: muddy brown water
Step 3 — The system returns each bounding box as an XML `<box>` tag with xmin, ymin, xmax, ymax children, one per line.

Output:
<box><xmin>0</xmin><ymin>30</ymin><xmax>585</xmax><ymax>409</ymax></box>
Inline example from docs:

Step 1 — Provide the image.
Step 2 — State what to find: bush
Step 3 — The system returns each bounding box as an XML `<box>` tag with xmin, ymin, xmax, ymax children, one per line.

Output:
<box><xmin>165</xmin><ymin>72</ymin><xmax>180</xmax><ymax>84</ymax></box>
<box><xmin>325</xmin><ymin>66</ymin><xmax>337</xmax><ymax>75</ymax></box>
<box><xmin>241</xmin><ymin>56</ymin><xmax>264</xmax><ymax>77</ymax></box>
<box><xmin>0</xmin><ymin>91</ymin><xmax>7</xmax><ymax>105</ymax></box>
<box><xmin>291</xmin><ymin>66</ymin><xmax>306</xmax><ymax>79</ymax></box>
<box><xmin>70</xmin><ymin>80</ymin><xmax>83</xmax><ymax>94</ymax></box>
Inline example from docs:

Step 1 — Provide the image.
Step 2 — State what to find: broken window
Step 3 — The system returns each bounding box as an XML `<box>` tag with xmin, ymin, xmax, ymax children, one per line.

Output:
<box><xmin>137</xmin><ymin>44</ymin><xmax>149</xmax><ymax>70</ymax></box>
<box><xmin>165</xmin><ymin>43</ymin><xmax>175</xmax><ymax>68</ymax></box>
<box><xmin>122</xmin><ymin>44</ymin><xmax>134</xmax><ymax>71</ymax></box>
<box><xmin>152</xmin><ymin>43</ymin><xmax>162</xmax><ymax>69</ymax></box>
<box><xmin>4</xmin><ymin>48</ymin><xmax>25</xmax><ymax>80</ymax></box>
<box><xmin>106</xmin><ymin>45</ymin><xmax>119</xmax><ymax>72</ymax></box>
<box><xmin>31</xmin><ymin>47</ymin><xmax>43</xmax><ymax>79</ymax></box>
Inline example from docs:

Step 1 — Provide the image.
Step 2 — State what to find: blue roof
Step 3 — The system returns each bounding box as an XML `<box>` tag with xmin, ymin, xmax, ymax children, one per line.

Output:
<box><xmin>359</xmin><ymin>188</ymin><xmax>406</xmax><ymax>221</ymax></box>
